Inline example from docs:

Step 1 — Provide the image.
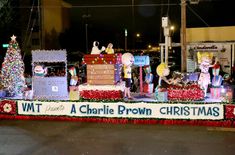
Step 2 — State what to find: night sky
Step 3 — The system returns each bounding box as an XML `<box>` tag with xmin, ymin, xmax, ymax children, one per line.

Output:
<box><xmin>63</xmin><ymin>0</ymin><xmax>235</xmax><ymax>51</ymax></box>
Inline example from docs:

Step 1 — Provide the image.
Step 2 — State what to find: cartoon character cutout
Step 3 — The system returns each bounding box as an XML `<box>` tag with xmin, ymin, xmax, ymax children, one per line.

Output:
<box><xmin>105</xmin><ymin>43</ymin><xmax>114</xmax><ymax>54</ymax></box>
<box><xmin>122</xmin><ymin>53</ymin><xmax>134</xmax><ymax>80</ymax></box>
<box><xmin>156</xmin><ymin>63</ymin><xmax>170</xmax><ymax>86</ymax></box>
<box><xmin>91</xmin><ymin>41</ymin><xmax>105</xmax><ymax>54</ymax></box>
<box><xmin>197</xmin><ymin>57</ymin><xmax>214</xmax><ymax>97</ymax></box>
<box><xmin>122</xmin><ymin>53</ymin><xmax>134</xmax><ymax>99</ymax></box>
<box><xmin>122</xmin><ymin>53</ymin><xmax>134</xmax><ymax>66</ymax></box>
<box><xmin>34</xmin><ymin>65</ymin><xmax>47</xmax><ymax>77</ymax></box>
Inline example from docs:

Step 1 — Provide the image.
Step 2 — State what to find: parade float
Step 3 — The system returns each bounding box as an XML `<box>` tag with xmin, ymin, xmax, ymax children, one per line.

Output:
<box><xmin>0</xmin><ymin>37</ymin><xmax>235</xmax><ymax>128</ymax></box>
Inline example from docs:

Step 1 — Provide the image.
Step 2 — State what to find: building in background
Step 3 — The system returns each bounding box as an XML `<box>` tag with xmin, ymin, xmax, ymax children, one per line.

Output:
<box><xmin>20</xmin><ymin>0</ymin><xmax>71</xmax><ymax>54</ymax></box>
<box><xmin>186</xmin><ymin>26</ymin><xmax>235</xmax><ymax>74</ymax></box>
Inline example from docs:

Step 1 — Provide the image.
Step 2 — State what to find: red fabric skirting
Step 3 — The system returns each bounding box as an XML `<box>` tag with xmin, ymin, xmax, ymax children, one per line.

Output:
<box><xmin>1</xmin><ymin>114</ymin><xmax>235</xmax><ymax>128</ymax></box>
<box><xmin>80</xmin><ymin>90</ymin><xmax>123</xmax><ymax>100</ymax></box>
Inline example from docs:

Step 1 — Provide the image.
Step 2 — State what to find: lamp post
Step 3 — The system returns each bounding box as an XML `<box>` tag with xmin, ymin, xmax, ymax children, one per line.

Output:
<box><xmin>162</xmin><ymin>17</ymin><xmax>170</xmax><ymax>66</ymax></box>
<box><xmin>82</xmin><ymin>14</ymin><xmax>91</xmax><ymax>53</ymax></box>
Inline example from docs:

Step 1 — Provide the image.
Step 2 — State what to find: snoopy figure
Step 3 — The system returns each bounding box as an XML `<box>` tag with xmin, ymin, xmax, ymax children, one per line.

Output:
<box><xmin>91</xmin><ymin>41</ymin><xmax>105</xmax><ymax>54</ymax></box>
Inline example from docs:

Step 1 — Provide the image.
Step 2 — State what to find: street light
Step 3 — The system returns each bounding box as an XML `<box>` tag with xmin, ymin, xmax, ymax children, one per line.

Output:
<box><xmin>136</xmin><ymin>33</ymin><xmax>140</xmax><ymax>37</ymax></box>
<box><xmin>135</xmin><ymin>33</ymin><xmax>141</xmax><ymax>50</ymax></box>
<box><xmin>170</xmin><ymin>25</ymin><xmax>175</xmax><ymax>46</ymax></box>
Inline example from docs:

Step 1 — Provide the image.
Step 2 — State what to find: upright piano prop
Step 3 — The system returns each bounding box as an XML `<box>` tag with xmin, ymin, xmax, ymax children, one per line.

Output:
<box><xmin>81</xmin><ymin>54</ymin><xmax>123</xmax><ymax>100</ymax></box>
<box><xmin>32</xmin><ymin>50</ymin><xmax>69</xmax><ymax>100</ymax></box>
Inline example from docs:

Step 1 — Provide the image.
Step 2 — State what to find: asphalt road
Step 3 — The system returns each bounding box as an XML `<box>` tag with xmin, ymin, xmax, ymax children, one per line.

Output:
<box><xmin>0</xmin><ymin>120</ymin><xmax>235</xmax><ymax>155</ymax></box>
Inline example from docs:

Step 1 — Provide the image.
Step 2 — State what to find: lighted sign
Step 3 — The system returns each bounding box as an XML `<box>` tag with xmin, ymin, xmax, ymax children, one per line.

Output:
<box><xmin>134</xmin><ymin>56</ymin><xmax>150</xmax><ymax>66</ymax></box>
<box><xmin>2</xmin><ymin>44</ymin><xmax>9</xmax><ymax>48</ymax></box>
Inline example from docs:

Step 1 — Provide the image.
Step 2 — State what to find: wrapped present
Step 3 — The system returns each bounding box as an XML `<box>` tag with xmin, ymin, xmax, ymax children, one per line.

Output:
<box><xmin>69</xmin><ymin>86</ymin><xmax>79</xmax><ymax>100</ymax></box>
<box><xmin>212</xmin><ymin>75</ymin><xmax>223</xmax><ymax>87</ymax></box>
<box><xmin>70</xmin><ymin>76</ymin><xmax>78</xmax><ymax>86</ymax></box>
<box><xmin>156</xmin><ymin>91</ymin><xmax>168</xmax><ymax>102</ymax></box>
<box><xmin>0</xmin><ymin>90</ymin><xmax>6</xmax><ymax>98</ymax></box>
<box><xmin>24</xmin><ymin>90</ymin><xmax>33</xmax><ymax>100</ymax></box>
<box><xmin>189</xmin><ymin>72</ymin><xmax>199</xmax><ymax>82</ymax></box>
<box><xmin>69</xmin><ymin>91</ymin><xmax>79</xmax><ymax>100</ymax></box>
<box><xmin>210</xmin><ymin>87</ymin><xmax>221</xmax><ymax>99</ymax></box>
<box><xmin>225</xmin><ymin>88</ymin><xmax>233</xmax><ymax>102</ymax></box>
<box><xmin>143</xmin><ymin>83</ymin><xmax>154</xmax><ymax>93</ymax></box>
<box><xmin>69</xmin><ymin>86</ymin><xmax>79</xmax><ymax>91</ymax></box>
<box><xmin>155</xmin><ymin>87</ymin><xmax>168</xmax><ymax>101</ymax></box>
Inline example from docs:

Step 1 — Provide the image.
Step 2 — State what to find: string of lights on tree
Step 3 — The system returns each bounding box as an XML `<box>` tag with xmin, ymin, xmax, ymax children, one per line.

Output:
<box><xmin>1</xmin><ymin>35</ymin><xmax>25</xmax><ymax>96</ymax></box>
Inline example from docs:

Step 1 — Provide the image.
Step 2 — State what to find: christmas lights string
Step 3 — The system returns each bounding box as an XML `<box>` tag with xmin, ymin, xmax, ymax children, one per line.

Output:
<box><xmin>4</xmin><ymin>3</ymin><xmax>179</xmax><ymax>9</ymax></box>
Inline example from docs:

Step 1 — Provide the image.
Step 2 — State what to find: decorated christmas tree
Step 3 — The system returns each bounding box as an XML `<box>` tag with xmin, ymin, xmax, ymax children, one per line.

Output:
<box><xmin>1</xmin><ymin>35</ymin><xmax>25</xmax><ymax>96</ymax></box>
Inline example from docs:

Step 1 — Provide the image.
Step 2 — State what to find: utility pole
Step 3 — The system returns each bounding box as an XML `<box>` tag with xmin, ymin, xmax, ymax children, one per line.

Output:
<box><xmin>181</xmin><ymin>0</ymin><xmax>187</xmax><ymax>72</ymax></box>
<box><xmin>38</xmin><ymin>0</ymin><xmax>42</xmax><ymax>49</ymax></box>
<box><xmin>132</xmin><ymin>0</ymin><xmax>135</xmax><ymax>50</ymax></box>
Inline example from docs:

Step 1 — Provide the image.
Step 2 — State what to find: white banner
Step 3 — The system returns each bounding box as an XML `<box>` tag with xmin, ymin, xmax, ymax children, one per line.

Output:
<box><xmin>17</xmin><ymin>101</ymin><xmax>224</xmax><ymax>120</ymax></box>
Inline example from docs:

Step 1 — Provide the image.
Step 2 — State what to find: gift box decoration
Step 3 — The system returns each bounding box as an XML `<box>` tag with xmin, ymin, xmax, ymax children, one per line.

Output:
<box><xmin>0</xmin><ymin>90</ymin><xmax>6</xmax><ymax>98</ymax></box>
<box><xmin>156</xmin><ymin>91</ymin><xmax>168</xmax><ymax>102</ymax></box>
<box><xmin>24</xmin><ymin>90</ymin><xmax>33</xmax><ymax>100</ymax></box>
<box><xmin>189</xmin><ymin>72</ymin><xmax>199</xmax><ymax>82</ymax></box>
<box><xmin>143</xmin><ymin>83</ymin><xmax>154</xmax><ymax>93</ymax></box>
<box><xmin>212</xmin><ymin>75</ymin><xmax>223</xmax><ymax>87</ymax></box>
<box><xmin>69</xmin><ymin>86</ymin><xmax>79</xmax><ymax>100</ymax></box>
<box><xmin>69</xmin><ymin>91</ymin><xmax>79</xmax><ymax>100</ymax></box>
<box><xmin>69</xmin><ymin>86</ymin><xmax>79</xmax><ymax>91</ymax></box>
<box><xmin>210</xmin><ymin>87</ymin><xmax>221</xmax><ymax>99</ymax></box>
<box><xmin>225</xmin><ymin>88</ymin><xmax>233</xmax><ymax>102</ymax></box>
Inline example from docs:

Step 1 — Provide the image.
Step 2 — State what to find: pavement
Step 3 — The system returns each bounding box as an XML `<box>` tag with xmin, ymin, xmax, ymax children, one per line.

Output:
<box><xmin>0</xmin><ymin>120</ymin><xmax>235</xmax><ymax>155</ymax></box>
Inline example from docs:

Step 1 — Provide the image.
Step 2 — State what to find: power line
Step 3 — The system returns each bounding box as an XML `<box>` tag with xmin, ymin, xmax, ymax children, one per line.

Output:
<box><xmin>166</xmin><ymin>0</ymin><xmax>170</xmax><ymax>17</ymax></box>
<box><xmin>3</xmin><ymin>3</ymin><xmax>179</xmax><ymax>9</ymax></box>
<box><xmin>187</xmin><ymin>4</ymin><xmax>210</xmax><ymax>27</ymax></box>
<box><xmin>22</xmin><ymin>0</ymin><xmax>35</xmax><ymax>50</ymax></box>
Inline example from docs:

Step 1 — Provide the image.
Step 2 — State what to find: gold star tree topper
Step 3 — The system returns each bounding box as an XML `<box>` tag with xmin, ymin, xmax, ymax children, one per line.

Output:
<box><xmin>11</xmin><ymin>35</ymin><xmax>17</xmax><ymax>41</ymax></box>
